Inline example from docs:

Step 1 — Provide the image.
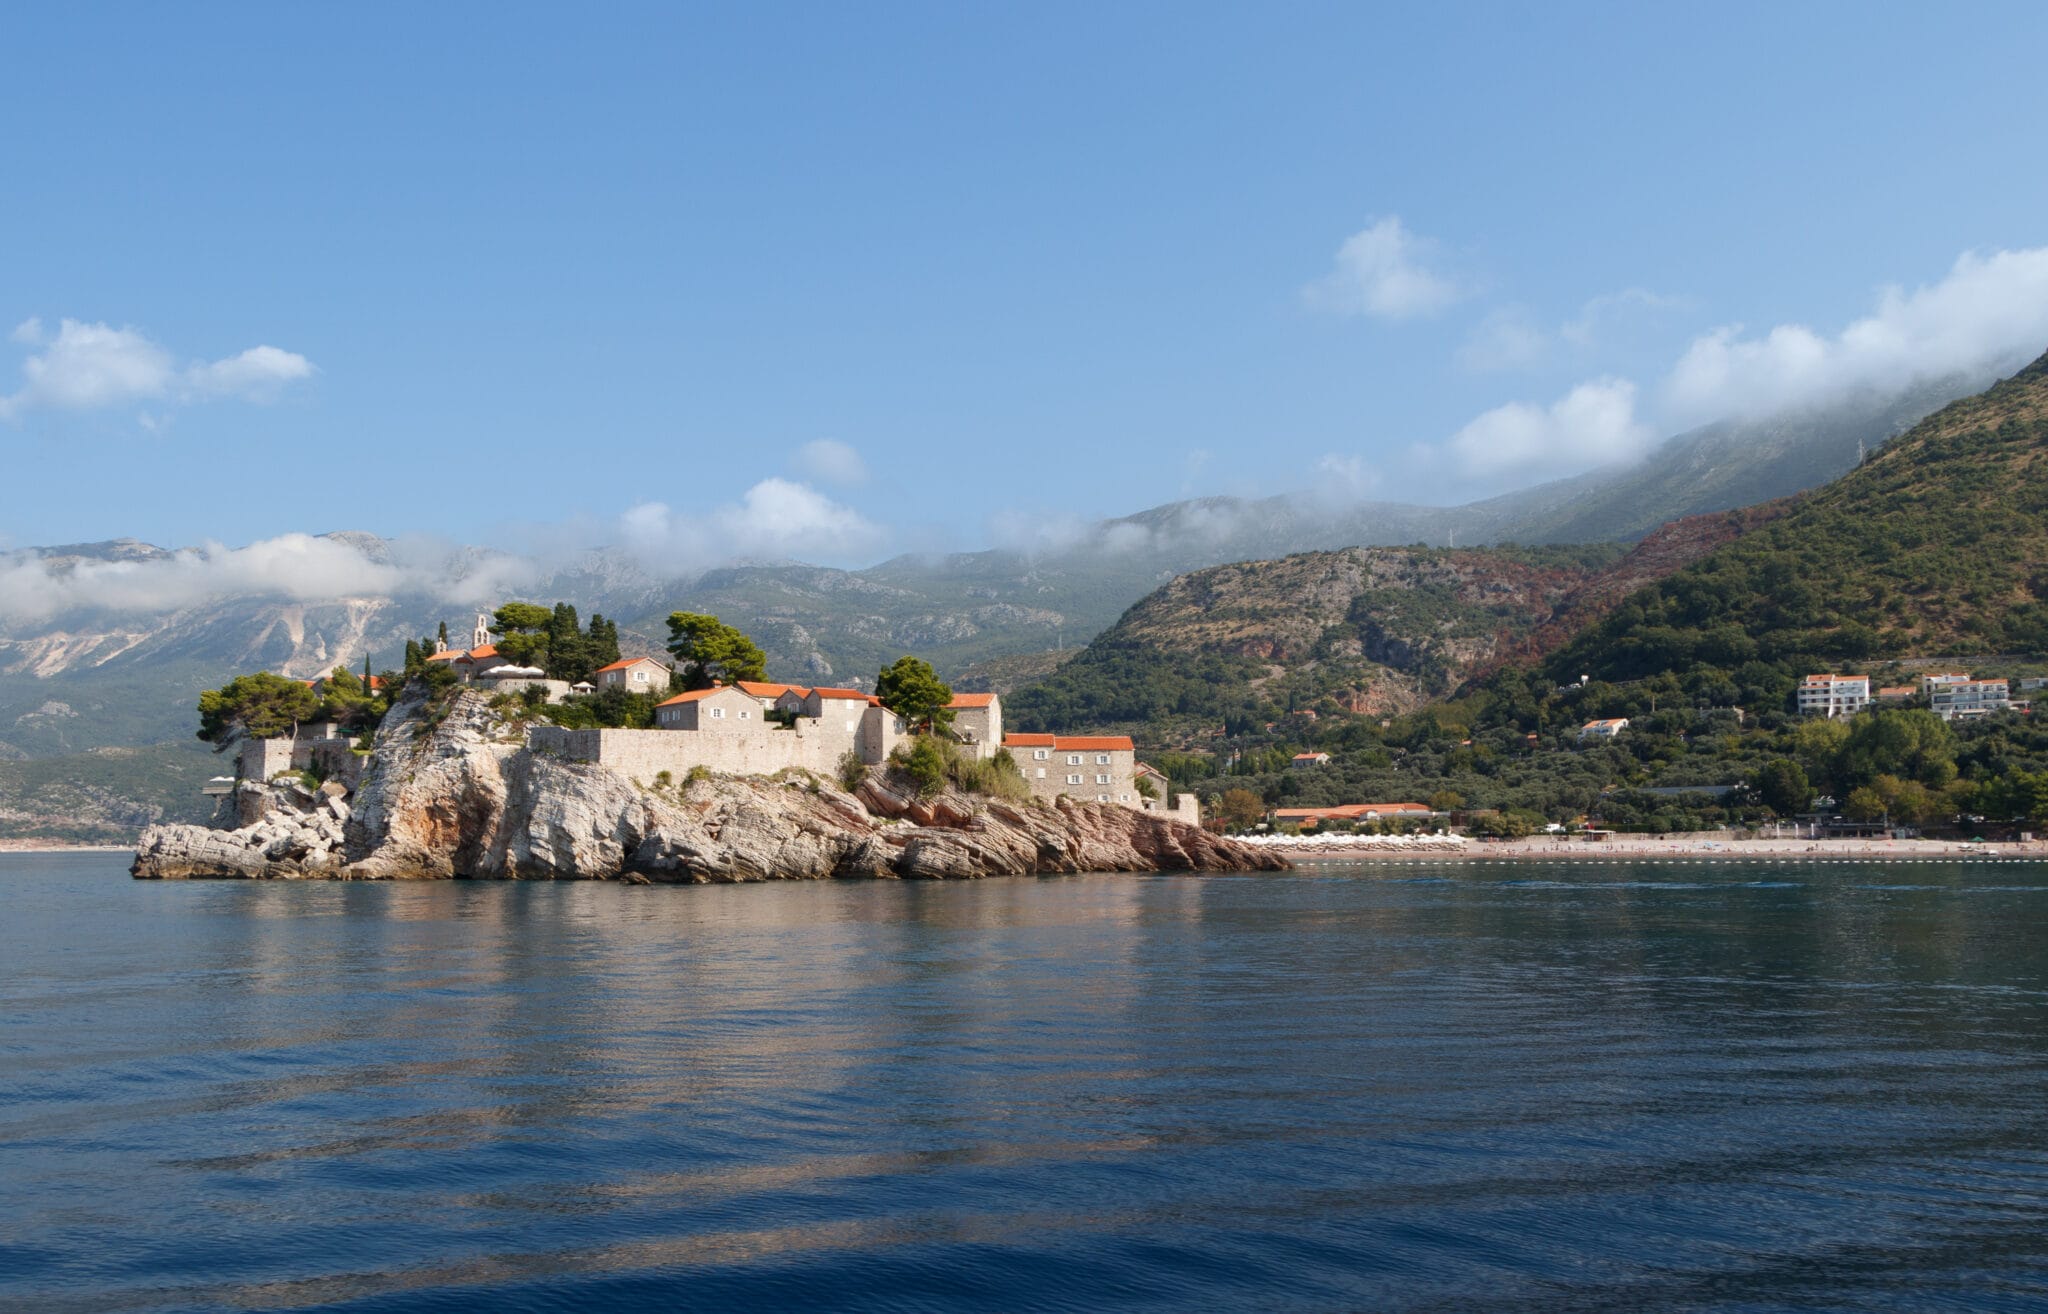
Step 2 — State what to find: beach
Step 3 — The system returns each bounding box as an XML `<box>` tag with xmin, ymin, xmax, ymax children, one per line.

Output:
<box><xmin>1251</xmin><ymin>832</ymin><xmax>2048</xmax><ymax>862</ymax></box>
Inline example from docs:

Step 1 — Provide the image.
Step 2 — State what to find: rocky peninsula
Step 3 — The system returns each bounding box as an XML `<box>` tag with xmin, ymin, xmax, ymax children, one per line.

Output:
<box><xmin>132</xmin><ymin>689</ymin><xmax>1283</xmax><ymax>882</ymax></box>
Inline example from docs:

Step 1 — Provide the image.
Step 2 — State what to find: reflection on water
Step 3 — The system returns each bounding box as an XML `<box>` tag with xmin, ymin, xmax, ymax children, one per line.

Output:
<box><xmin>5</xmin><ymin>853</ymin><xmax>2048</xmax><ymax>1312</ymax></box>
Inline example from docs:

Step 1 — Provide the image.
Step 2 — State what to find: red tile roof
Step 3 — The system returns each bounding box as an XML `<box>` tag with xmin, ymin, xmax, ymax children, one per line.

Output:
<box><xmin>1004</xmin><ymin>734</ymin><xmax>1133</xmax><ymax>751</ymax></box>
<box><xmin>596</xmin><ymin>657</ymin><xmax>666</xmax><ymax>673</ymax></box>
<box><xmin>735</xmin><ymin>681</ymin><xmax>800</xmax><ymax>698</ymax></box>
<box><xmin>809</xmin><ymin>687</ymin><xmax>877</xmax><ymax>702</ymax></box>
<box><xmin>1273</xmin><ymin>802</ymin><xmax>1430</xmax><ymax>820</ymax></box>
<box><xmin>656</xmin><ymin>688</ymin><xmax>733</xmax><ymax>707</ymax></box>
<box><xmin>464</xmin><ymin>644</ymin><xmax>500</xmax><ymax>660</ymax></box>
<box><xmin>948</xmin><ymin>693</ymin><xmax>997</xmax><ymax>708</ymax></box>
<box><xmin>424</xmin><ymin>650</ymin><xmax>463</xmax><ymax>663</ymax></box>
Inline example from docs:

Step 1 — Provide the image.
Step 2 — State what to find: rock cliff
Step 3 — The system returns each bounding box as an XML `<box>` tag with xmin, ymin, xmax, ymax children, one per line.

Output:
<box><xmin>131</xmin><ymin>689</ymin><xmax>1282</xmax><ymax>881</ymax></box>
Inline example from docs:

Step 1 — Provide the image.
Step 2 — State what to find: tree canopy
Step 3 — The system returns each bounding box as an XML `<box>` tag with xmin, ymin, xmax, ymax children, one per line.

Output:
<box><xmin>876</xmin><ymin>656</ymin><xmax>954</xmax><ymax>734</ymax></box>
<box><xmin>196</xmin><ymin>673</ymin><xmax>322</xmax><ymax>747</ymax></box>
<box><xmin>666</xmin><ymin>612</ymin><xmax>767</xmax><ymax>690</ymax></box>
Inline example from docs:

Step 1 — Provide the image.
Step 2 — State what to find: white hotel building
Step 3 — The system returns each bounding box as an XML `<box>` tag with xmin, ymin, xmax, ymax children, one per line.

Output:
<box><xmin>1796</xmin><ymin>674</ymin><xmax>1871</xmax><ymax>718</ymax></box>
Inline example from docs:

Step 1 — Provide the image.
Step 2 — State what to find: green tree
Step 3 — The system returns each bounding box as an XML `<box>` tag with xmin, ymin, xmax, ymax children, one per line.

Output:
<box><xmin>1751</xmin><ymin>759</ymin><xmax>1811</xmax><ymax>816</ymax></box>
<box><xmin>1428</xmin><ymin>788</ymin><xmax>1466</xmax><ymax>813</ymax></box>
<box><xmin>665</xmin><ymin>612</ymin><xmax>767</xmax><ymax>689</ymax></box>
<box><xmin>491</xmin><ymin>602</ymin><xmax>554</xmax><ymax>668</ymax></box>
<box><xmin>196</xmin><ymin>672</ymin><xmax>323</xmax><ymax>747</ymax></box>
<box><xmin>1217</xmin><ymin>787</ymin><xmax>1266</xmax><ymax>830</ymax></box>
<box><xmin>876</xmin><ymin>655</ymin><xmax>955</xmax><ymax>734</ymax></box>
<box><xmin>1839</xmin><ymin>708</ymin><xmax>1955</xmax><ymax>789</ymax></box>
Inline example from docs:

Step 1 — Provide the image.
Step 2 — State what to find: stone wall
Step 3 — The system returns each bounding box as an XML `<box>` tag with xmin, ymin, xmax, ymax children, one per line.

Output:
<box><xmin>238</xmin><ymin>737</ymin><xmax>295</xmax><ymax>783</ymax></box>
<box><xmin>529</xmin><ymin>721</ymin><xmax>868</xmax><ymax>782</ymax></box>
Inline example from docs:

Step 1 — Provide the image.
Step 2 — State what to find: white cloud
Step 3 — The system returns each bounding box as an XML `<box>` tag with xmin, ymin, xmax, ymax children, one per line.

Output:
<box><xmin>1444</xmin><ymin>378</ymin><xmax>1651</xmax><ymax>479</ymax></box>
<box><xmin>1663</xmin><ymin>246</ymin><xmax>2048</xmax><ymax>425</ymax></box>
<box><xmin>1304</xmin><ymin>217</ymin><xmax>1462</xmax><ymax>320</ymax></box>
<box><xmin>1459</xmin><ymin>289</ymin><xmax>1684</xmax><ymax>373</ymax></box>
<box><xmin>791</xmin><ymin>438</ymin><xmax>869</xmax><ymax>487</ymax></box>
<box><xmin>0</xmin><ymin>530</ymin><xmax>549</xmax><ymax>624</ymax></box>
<box><xmin>1458</xmin><ymin>307</ymin><xmax>1551</xmax><ymax>372</ymax></box>
<box><xmin>185</xmin><ymin>345</ymin><xmax>317</xmax><ymax>401</ymax></box>
<box><xmin>620</xmin><ymin>478</ymin><xmax>884</xmax><ymax>569</ymax></box>
<box><xmin>1313</xmin><ymin>453</ymin><xmax>1380</xmax><ymax>498</ymax></box>
<box><xmin>0</xmin><ymin>318</ymin><xmax>315</xmax><ymax>422</ymax></box>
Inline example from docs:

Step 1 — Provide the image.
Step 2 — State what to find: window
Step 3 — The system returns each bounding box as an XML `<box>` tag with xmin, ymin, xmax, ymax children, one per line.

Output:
<box><xmin>1036</xmin><ymin>768</ymin><xmax>1046</xmax><ymax>778</ymax></box>
<box><xmin>1033</xmin><ymin>749</ymin><xmax>1049</xmax><ymax>761</ymax></box>
<box><xmin>710</xmin><ymin>707</ymin><xmax>725</xmax><ymax>719</ymax></box>
<box><xmin>739</xmin><ymin>709</ymin><xmax>750</xmax><ymax>719</ymax></box>
<box><xmin>1119</xmin><ymin>794</ymin><xmax>1129</xmax><ymax>802</ymax></box>
<box><xmin>1095</xmin><ymin>774</ymin><xmax>1109</xmax><ymax>785</ymax></box>
<box><xmin>1066</xmin><ymin>774</ymin><xmax>1082</xmax><ymax>785</ymax></box>
<box><xmin>1067</xmin><ymin>754</ymin><xmax>1082</xmax><ymax>765</ymax></box>
<box><xmin>1096</xmin><ymin>754</ymin><xmax>1110</xmax><ymax>765</ymax></box>
<box><xmin>633</xmin><ymin>670</ymin><xmax>647</xmax><ymax>683</ymax></box>
<box><xmin>1097</xmin><ymin>794</ymin><xmax>1109</xmax><ymax>803</ymax></box>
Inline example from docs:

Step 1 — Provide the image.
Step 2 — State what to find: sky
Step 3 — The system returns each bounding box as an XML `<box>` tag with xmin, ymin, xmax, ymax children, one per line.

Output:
<box><xmin>4</xmin><ymin>2</ymin><xmax>2048</xmax><ymax>589</ymax></box>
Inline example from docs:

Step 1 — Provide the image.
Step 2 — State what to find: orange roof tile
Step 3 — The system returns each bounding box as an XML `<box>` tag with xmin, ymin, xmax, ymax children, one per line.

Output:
<box><xmin>1002</xmin><ymin>733</ymin><xmax>1133</xmax><ymax>751</ymax></box>
<box><xmin>595</xmin><ymin>656</ymin><xmax>666</xmax><ymax>673</ymax></box>
<box><xmin>948</xmin><ymin>693</ymin><xmax>997</xmax><ymax>708</ymax></box>
<box><xmin>808</xmin><ymin>687</ymin><xmax>872</xmax><ymax>701</ymax></box>
<box><xmin>735</xmin><ymin>681</ymin><xmax>799</xmax><ymax>698</ymax></box>
<box><xmin>464</xmin><ymin>644</ymin><xmax>499</xmax><ymax>660</ymax></box>
<box><xmin>656</xmin><ymin>688</ymin><xmax>734</xmax><ymax>707</ymax></box>
<box><xmin>424</xmin><ymin>650</ymin><xmax>462</xmax><ymax>663</ymax></box>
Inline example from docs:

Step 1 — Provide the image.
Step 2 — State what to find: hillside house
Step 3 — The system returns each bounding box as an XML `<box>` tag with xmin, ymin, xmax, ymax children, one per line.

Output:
<box><xmin>1135</xmin><ymin>761</ymin><xmax>1171</xmax><ymax>802</ymax></box>
<box><xmin>1578</xmin><ymin>718</ymin><xmax>1630</xmax><ymax>740</ymax></box>
<box><xmin>1930</xmin><ymin>677</ymin><xmax>2010</xmax><ymax>721</ymax></box>
<box><xmin>1875</xmin><ymin>685</ymin><xmax>1917</xmax><ymax>703</ymax></box>
<box><xmin>596</xmin><ymin>656</ymin><xmax>671</xmax><ymax>693</ymax></box>
<box><xmin>1797</xmin><ymin>674</ymin><xmax>1871</xmax><ymax>718</ymax></box>
<box><xmin>1291</xmin><ymin>751</ymin><xmax>1331</xmax><ymax>769</ymax></box>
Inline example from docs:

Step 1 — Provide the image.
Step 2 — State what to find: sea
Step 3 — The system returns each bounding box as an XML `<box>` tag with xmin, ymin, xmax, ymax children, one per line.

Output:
<box><xmin>6</xmin><ymin>851</ymin><xmax>2048</xmax><ymax>1313</ymax></box>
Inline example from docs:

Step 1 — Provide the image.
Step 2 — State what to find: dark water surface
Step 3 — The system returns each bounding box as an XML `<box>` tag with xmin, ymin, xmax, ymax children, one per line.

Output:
<box><xmin>7</xmin><ymin>854</ymin><xmax>2048</xmax><ymax>1312</ymax></box>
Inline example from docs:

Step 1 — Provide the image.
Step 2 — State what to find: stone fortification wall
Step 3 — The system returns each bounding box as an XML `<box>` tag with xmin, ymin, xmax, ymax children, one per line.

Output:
<box><xmin>1163</xmin><ymin>793</ymin><xmax>1202</xmax><ymax>826</ymax></box>
<box><xmin>529</xmin><ymin>721</ymin><xmax>866</xmax><ymax>782</ymax></box>
<box><xmin>239</xmin><ymin>737</ymin><xmax>295</xmax><ymax>783</ymax></box>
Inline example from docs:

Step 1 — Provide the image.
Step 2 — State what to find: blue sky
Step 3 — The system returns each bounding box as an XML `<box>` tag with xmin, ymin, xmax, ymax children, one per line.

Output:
<box><xmin>4</xmin><ymin>3</ymin><xmax>2048</xmax><ymax>575</ymax></box>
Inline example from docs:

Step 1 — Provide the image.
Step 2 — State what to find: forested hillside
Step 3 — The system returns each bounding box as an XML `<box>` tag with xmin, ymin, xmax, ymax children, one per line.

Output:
<box><xmin>1543</xmin><ymin>349</ymin><xmax>2048</xmax><ymax>708</ymax></box>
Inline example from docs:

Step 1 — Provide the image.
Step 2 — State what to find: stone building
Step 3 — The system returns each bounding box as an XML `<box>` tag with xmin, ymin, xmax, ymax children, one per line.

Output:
<box><xmin>596</xmin><ymin>656</ymin><xmax>671</xmax><ymax>694</ymax></box>
<box><xmin>1003</xmin><ymin>733</ymin><xmax>1139</xmax><ymax>806</ymax></box>
<box><xmin>946</xmin><ymin>693</ymin><xmax>1003</xmax><ymax>759</ymax></box>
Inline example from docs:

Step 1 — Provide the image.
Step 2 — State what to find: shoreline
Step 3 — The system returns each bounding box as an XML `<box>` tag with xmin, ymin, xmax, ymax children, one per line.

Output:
<box><xmin>0</xmin><ymin>842</ymin><xmax>136</xmax><ymax>854</ymax></box>
<box><xmin>1269</xmin><ymin>835</ymin><xmax>2048</xmax><ymax>862</ymax></box>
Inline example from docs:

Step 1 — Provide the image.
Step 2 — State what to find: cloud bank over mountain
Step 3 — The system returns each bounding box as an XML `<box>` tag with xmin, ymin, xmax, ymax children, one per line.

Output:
<box><xmin>1426</xmin><ymin>244</ymin><xmax>2048</xmax><ymax>483</ymax></box>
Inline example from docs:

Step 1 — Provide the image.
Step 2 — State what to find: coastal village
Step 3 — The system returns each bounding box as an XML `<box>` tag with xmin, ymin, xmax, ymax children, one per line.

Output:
<box><xmin>219</xmin><ymin>613</ymin><xmax>1204</xmax><ymax>827</ymax></box>
<box><xmin>214</xmin><ymin>609</ymin><xmax>2048</xmax><ymax>851</ymax></box>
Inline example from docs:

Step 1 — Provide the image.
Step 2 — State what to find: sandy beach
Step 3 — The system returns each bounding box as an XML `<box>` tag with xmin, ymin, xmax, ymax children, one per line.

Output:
<box><xmin>1263</xmin><ymin>833</ymin><xmax>2048</xmax><ymax>862</ymax></box>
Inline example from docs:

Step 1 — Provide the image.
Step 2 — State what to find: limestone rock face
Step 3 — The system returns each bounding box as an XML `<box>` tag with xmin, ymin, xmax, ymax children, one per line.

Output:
<box><xmin>133</xmin><ymin>689</ymin><xmax>1286</xmax><ymax>881</ymax></box>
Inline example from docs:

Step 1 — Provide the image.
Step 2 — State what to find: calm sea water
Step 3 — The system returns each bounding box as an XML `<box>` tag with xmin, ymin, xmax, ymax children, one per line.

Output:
<box><xmin>6</xmin><ymin>854</ymin><xmax>2048</xmax><ymax>1312</ymax></box>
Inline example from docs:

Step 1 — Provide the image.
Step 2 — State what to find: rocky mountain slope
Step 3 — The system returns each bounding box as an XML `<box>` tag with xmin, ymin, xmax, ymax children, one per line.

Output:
<box><xmin>131</xmin><ymin>688</ymin><xmax>1280</xmax><ymax>880</ymax></box>
<box><xmin>1003</xmin><ymin>544</ymin><xmax>1625</xmax><ymax>740</ymax></box>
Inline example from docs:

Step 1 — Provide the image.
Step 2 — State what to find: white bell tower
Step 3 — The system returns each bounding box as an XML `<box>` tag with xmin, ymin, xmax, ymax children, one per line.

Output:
<box><xmin>473</xmin><ymin>612</ymin><xmax>492</xmax><ymax>648</ymax></box>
